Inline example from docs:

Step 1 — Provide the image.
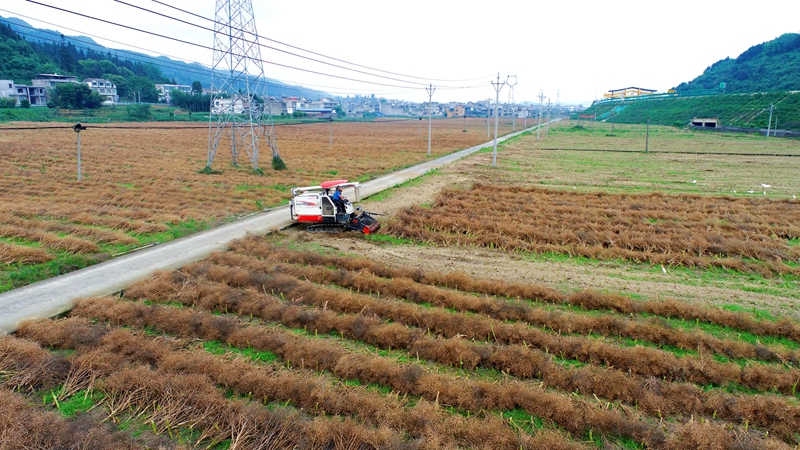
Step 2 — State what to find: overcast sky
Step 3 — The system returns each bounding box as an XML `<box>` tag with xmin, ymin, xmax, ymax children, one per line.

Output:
<box><xmin>2</xmin><ymin>0</ymin><xmax>799</xmax><ymax>105</ymax></box>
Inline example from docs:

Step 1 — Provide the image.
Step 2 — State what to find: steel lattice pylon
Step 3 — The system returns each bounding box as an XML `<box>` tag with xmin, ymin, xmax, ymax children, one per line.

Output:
<box><xmin>207</xmin><ymin>0</ymin><xmax>279</xmax><ymax>171</ymax></box>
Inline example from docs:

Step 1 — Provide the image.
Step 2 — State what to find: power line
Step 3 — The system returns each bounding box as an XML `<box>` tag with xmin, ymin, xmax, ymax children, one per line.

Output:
<box><xmin>20</xmin><ymin>0</ymin><xmax>433</xmax><ymax>91</ymax></box>
<box><xmin>147</xmin><ymin>0</ymin><xmax>494</xmax><ymax>84</ymax></box>
<box><xmin>19</xmin><ymin>1</ymin><xmax>495</xmax><ymax>93</ymax></box>
<box><xmin>1</xmin><ymin>15</ymin><xmax>359</xmax><ymax>97</ymax></box>
<box><xmin>110</xmin><ymin>0</ymin><xmax>434</xmax><ymax>88</ymax></box>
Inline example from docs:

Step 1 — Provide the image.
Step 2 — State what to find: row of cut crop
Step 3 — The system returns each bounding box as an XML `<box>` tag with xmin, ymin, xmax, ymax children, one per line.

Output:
<box><xmin>82</xmin><ymin>292</ymin><xmax>673</xmax><ymax>448</ymax></box>
<box><xmin>121</xmin><ymin>258</ymin><xmax>800</xmax><ymax>447</ymax></box>
<box><xmin>169</xmin><ymin>255</ymin><xmax>800</xmax><ymax>443</ymax></box>
<box><xmin>8</xmin><ymin>319</ymin><xmax>419</xmax><ymax>450</ymax></box>
<box><xmin>191</xmin><ymin>252</ymin><xmax>800</xmax><ymax>398</ymax></box>
<box><xmin>231</xmin><ymin>235</ymin><xmax>800</xmax><ymax>344</ymax></box>
<box><xmin>385</xmin><ymin>185</ymin><xmax>800</xmax><ymax>276</ymax></box>
<box><xmin>219</xmin><ymin>248</ymin><xmax>798</xmax><ymax>365</ymax></box>
<box><xmin>56</xmin><ymin>298</ymin><xmax>588</xmax><ymax>450</ymax></box>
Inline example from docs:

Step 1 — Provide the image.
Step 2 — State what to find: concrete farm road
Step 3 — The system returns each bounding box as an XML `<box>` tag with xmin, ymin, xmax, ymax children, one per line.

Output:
<box><xmin>0</xmin><ymin>122</ymin><xmax>551</xmax><ymax>334</ymax></box>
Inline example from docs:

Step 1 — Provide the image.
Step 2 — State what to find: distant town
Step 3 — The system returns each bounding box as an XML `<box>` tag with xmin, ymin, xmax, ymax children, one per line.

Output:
<box><xmin>1</xmin><ymin>73</ymin><xmax>583</xmax><ymax>119</ymax></box>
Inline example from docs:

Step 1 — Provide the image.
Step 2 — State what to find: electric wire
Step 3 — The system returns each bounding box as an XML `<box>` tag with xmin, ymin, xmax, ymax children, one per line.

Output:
<box><xmin>147</xmin><ymin>0</ymin><xmax>495</xmax><ymax>84</ymax></box>
<box><xmin>20</xmin><ymin>0</ymin><xmax>495</xmax><ymax>93</ymax></box>
<box><xmin>1</xmin><ymin>20</ymin><xmax>308</xmax><ymax>95</ymax></box>
<box><xmin>109</xmin><ymin>0</ymin><xmax>434</xmax><ymax>87</ymax></box>
<box><xmin>0</xmin><ymin>14</ymin><xmax>358</xmax><ymax>99</ymax></box>
<box><xmin>21</xmin><ymin>0</ymin><xmax>436</xmax><ymax>91</ymax></box>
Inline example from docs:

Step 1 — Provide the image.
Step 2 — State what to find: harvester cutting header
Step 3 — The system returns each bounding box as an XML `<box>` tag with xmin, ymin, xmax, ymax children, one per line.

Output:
<box><xmin>289</xmin><ymin>180</ymin><xmax>381</xmax><ymax>234</ymax></box>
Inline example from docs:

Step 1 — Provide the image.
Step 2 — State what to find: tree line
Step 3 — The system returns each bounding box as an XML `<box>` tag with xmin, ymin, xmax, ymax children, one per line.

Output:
<box><xmin>0</xmin><ymin>22</ymin><xmax>171</xmax><ymax>107</ymax></box>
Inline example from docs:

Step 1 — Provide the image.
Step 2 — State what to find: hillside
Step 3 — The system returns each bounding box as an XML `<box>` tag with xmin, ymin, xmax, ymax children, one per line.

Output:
<box><xmin>585</xmin><ymin>91</ymin><xmax>800</xmax><ymax>131</ymax></box>
<box><xmin>0</xmin><ymin>16</ymin><xmax>327</xmax><ymax>100</ymax></box>
<box><xmin>675</xmin><ymin>33</ymin><xmax>800</xmax><ymax>93</ymax></box>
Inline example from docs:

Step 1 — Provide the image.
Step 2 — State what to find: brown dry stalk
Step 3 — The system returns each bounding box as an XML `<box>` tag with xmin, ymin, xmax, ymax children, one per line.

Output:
<box><xmin>14</xmin><ymin>319</ymin><xmax>414</xmax><ymax>450</ymax></box>
<box><xmin>231</xmin><ymin>236</ymin><xmax>800</xmax><ymax>345</ymax></box>
<box><xmin>384</xmin><ymin>185</ymin><xmax>800</xmax><ymax>276</ymax></box>
<box><xmin>221</xmin><ymin>248</ymin><xmax>798</xmax><ymax>365</ymax></box>
<box><xmin>116</xmin><ymin>277</ymin><xmax>796</xmax><ymax>448</ymax></box>
<box><xmin>19</xmin><ymin>317</ymin><xmax>570</xmax><ymax>450</ymax></box>
<box><xmin>149</xmin><ymin>261</ymin><xmax>800</xmax><ymax>444</ymax></box>
<box><xmin>0</xmin><ymin>335</ymin><xmax>69</xmax><ymax>392</ymax></box>
<box><xmin>0</xmin><ymin>242</ymin><xmax>53</xmax><ymax>264</ymax></box>
<box><xmin>190</xmin><ymin>254</ymin><xmax>800</xmax><ymax>400</ymax></box>
<box><xmin>0</xmin><ymin>224</ymin><xmax>99</xmax><ymax>254</ymax></box>
<box><xmin>69</xmin><ymin>295</ymin><xmax>667</xmax><ymax>447</ymax></box>
<box><xmin>0</xmin><ymin>388</ymin><xmax>143</xmax><ymax>449</ymax></box>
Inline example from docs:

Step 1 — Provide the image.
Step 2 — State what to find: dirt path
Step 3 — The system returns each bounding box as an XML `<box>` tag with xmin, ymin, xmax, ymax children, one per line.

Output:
<box><xmin>287</xmin><ymin>150</ymin><xmax>800</xmax><ymax>320</ymax></box>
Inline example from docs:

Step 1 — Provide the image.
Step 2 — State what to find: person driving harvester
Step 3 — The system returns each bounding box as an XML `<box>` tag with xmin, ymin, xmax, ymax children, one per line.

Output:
<box><xmin>331</xmin><ymin>186</ymin><xmax>347</xmax><ymax>214</ymax></box>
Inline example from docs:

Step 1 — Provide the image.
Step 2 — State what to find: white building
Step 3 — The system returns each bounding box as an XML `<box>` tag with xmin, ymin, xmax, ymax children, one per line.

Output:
<box><xmin>155</xmin><ymin>83</ymin><xmax>192</xmax><ymax>104</ymax></box>
<box><xmin>83</xmin><ymin>78</ymin><xmax>119</xmax><ymax>104</ymax></box>
<box><xmin>0</xmin><ymin>80</ymin><xmax>47</xmax><ymax>107</ymax></box>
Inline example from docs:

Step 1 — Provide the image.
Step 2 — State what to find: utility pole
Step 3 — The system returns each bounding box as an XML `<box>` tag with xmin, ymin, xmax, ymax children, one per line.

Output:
<box><xmin>767</xmin><ymin>103</ymin><xmax>774</xmax><ymax>137</ymax></box>
<box><xmin>537</xmin><ymin>90</ymin><xmax>545</xmax><ymax>140</ymax></box>
<box><xmin>329</xmin><ymin>117</ymin><xmax>333</xmax><ymax>149</ymax></box>
<box><xmin>73</xmin><ymin>123</ymin><xmax>86</xmax><ymax>181</ymax></box>
<box><xmin>426</xmin><ymin>83</ymin><xmax>436</xmax><ymax>157</ymax></box>
<box><xmin>491</xmin><ymin>73</ymin><xmax>505</xmax><ymax>168</ymax></box>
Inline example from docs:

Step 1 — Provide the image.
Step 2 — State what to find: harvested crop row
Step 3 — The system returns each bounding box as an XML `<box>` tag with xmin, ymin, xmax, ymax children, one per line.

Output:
<box><xmin>159</xmin><ymin>259</ymin><xmax>800</xmax><ymax>443</ymax></box>
<box><xmin>0</xmin><ymin>223</ymin><xmax>99</xmax><ymax>254</ymax></box>
<box><xmin>0</xmin><ymin>241</ymin><xmax>53</xmax><ymax>264</ymax></box>
<box><xmin>0</xmin><ymin>388</ymin><xmax>141</xmax><ymax>450</ymax></box>
<box><xmin>11</xmin><ymin>319</ymin><xmax>414</xmax><ymax>450</ymax></box>
<box><xmin>0</xmin><ymin>213</ymin><xmax>139</xmax><ymax>245</ymax></box>
<box><xmin>385</xmin><ymin>185</ymin><xmax>800</xmax><ymax>276</ymax></box>
<box><xmin>76</xmin><ymin>294</ymin><xmax>673</xmax><ymax>448</ymax></box>
<box><xmin>217</xmin><ymin>249</ymin><xmax>798</xmax><ymax>365</ymax></box>
<box><xmin>232</xmin><ymin>236</ymin><xmax>800</xmax><ymax>344</ymax></box>
<box><xmin>188</xmin><ymin>253</ymin><xmax>800</xmax><ymax>400</ymax></box>
<box><xmin>127</xmin><ymin>266</ymin><xmax>800</xmax><ymax>448</ymax></box>
<box><xmin>19</xmin><ymin>316</ymin><xmax>578</xmax><ymax>450</ymax></box>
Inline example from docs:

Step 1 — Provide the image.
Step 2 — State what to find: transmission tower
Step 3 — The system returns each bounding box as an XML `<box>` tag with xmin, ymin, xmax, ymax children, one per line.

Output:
<box><xmin>207</xmin><ymin>0</ymin><xmax>280</xmax><ymax>172</ymax></box>
<box><xmin>506</xmin><ymin>75</ymin><xmax>517</xmax><ymax>129</ymax></box>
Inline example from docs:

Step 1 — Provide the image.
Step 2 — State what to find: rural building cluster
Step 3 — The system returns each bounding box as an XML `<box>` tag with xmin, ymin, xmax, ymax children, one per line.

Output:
<box><xmin>0</xmin><ymin>74</ymin><xmax>582</xmax><ymax>118</ymax></box>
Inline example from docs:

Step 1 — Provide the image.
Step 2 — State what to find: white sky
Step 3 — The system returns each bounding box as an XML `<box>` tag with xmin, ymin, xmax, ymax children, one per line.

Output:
<box><xmin>2</xmin><ymin>0</ymin><xmax>799</xmax><ymax>105</ymax></box>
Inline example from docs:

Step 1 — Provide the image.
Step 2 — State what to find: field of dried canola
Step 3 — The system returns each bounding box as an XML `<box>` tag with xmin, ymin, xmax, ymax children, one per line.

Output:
<box><xmin>2</xmin><ymin>120</ymin><xmax>800</xmax><ymax>449</ymax></box>
<box><xmin>0</xmin><ymin>118</ymin><xmax>514</xmax><ymax>288</ymax></box>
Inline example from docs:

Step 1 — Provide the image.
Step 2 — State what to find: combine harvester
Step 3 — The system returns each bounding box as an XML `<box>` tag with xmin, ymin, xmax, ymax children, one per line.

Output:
<box><xmin>289</xmin><ymin>179</ymin><xmax>381</xmax><ymax>234</ymax></box>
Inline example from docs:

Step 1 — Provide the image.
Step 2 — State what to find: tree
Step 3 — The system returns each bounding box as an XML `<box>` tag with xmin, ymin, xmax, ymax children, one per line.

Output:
<box><xmin>192</xmin><ymin>81</ymin><xmax>203</xmax><ymax>94</ymax></box>
<box><xmin>20</xmin><ymin>98</ymin><xmax>30</xmax><ymax>108</ymax></box>
<box><xmin>51</xmin><ymin>83</ymin><xmax>103</xmax><ymax>109</ymax></box>
<box><xmin>103</xmin><ymin>74</ymin><xmax>128</xmax><ymax>99</ymax></box>
<box><xmin>125</xmin><ymin>104</ymin><xmax>151</xmax><ymax>120</ymax></box>
<box><xmin>170</xmin><ymin>88</ymin><xmax>210</xmax><ymax>112</ymax></box>
<box><xmin>127</xmin><ymin>76</ymin><xmax>159</xmax><ymax>103</ymax></box>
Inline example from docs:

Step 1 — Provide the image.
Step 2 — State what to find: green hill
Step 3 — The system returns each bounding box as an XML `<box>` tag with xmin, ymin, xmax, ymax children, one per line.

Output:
<box><xmin>675</xmin><ymin>33</ymin><xmax>800</xmax><ymax>93</ymax></box>
<box><xmin>583</xmin><ymin>91</ymin><xmax>800</xmax><ymax>132</ymax></box>
<box><xmin>579</xmin><ymin>34</ymin><xmax>800</xmax><ymax>132</ymax></box>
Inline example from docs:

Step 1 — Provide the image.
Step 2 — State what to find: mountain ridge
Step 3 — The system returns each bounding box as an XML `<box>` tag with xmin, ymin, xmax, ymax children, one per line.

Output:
<box><xmin>1</xmin><ymin>15</ymin><xmax>329</xmax><ymax>100</ymax></box>
<box><xmin>675</xmin><ymin>33</ymin><xmax>800</xmax><ymax>94</ymax></box>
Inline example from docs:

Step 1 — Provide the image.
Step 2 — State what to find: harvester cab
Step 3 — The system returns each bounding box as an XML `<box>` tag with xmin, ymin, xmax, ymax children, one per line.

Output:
<box><xmin>289</xmin><ymin>179</ymin><xmax>381</xmax><ymax>234</ymax></box>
